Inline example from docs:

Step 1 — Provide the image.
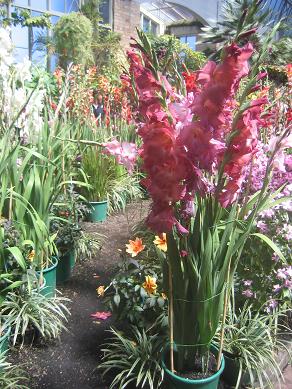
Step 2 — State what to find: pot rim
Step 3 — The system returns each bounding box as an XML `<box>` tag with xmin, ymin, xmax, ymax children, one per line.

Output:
<box><xmin>37</xmin><ymin>256</ymin><xmax>59</xmax><ymax>273</ymax></box>
<box><xmin>89</xmin><ymin>200</ymin><xmax>108</xmax><ymax>205</ymax></box>
<box><xmin>162</xmin><ymin>346</ymin><xmax>225</xmax><ymax>384</ymax></box>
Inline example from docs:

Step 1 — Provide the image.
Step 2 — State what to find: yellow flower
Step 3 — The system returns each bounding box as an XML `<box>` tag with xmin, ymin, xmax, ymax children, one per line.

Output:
<box><xmin>142</xmin><ymin>275</ymin><xmax>157</xmax><ymax>295</ymax></box>
<box><xmin>96</xmin><ymin>285</ymin><xmax>105</xmax><ymax>297</ymax></box>
<box><xmin>153</xmin><ymin>233</ymin><xmax>167</xmax><ymax>252</ymax></box>
<box><xmin>161</xmin><ymin>292</ymin><xmax>167</xmax><ymax>300</ymax></box>
<box><xmin>27</xmin><ymin>250</ymin><xmax>35</xmax><ymax>262</ymax></box>
<box><xmin>125</xmin><ymin>237</ymin><xmax>145</xmax><ymax>257</ymax></box>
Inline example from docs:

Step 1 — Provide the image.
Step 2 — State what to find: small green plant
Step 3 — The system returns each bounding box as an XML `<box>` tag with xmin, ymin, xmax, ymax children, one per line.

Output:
<box><xmin>1</xmin><ymin>290</ymin><xmax>70</xmax><ymax>347</ymax></box>
<box><xmin>80</xmin><ymin>147</ymin><xmax>116</xmax><ymax>202</ymax></box>
<box><xmin>74</xmin><ymin>231</ymin><xmax>102</xmax><ymax>262</ymax></box>
<box><xmin>103</xmin><ymin>258</ymin><xmax>167</xmax><ymax>328</ymax></box>
<box><xmin>214</xmin><ymin>303</ymin><xmax>291</xmax><ymax>388</ymax></box>
<box><xmin>99</xmin><ymin>326</ymin><xmax>165</xmax><ymax>389</ymax></box>
<box><xmin>106</xmin><ymin>168</ymin><xmax>144</xmax><ymax>214</ymax></box>
<box><xmin>0</xmin><ymin>350</ymin><xmax>29</xmax><ymax>389</ymax></box>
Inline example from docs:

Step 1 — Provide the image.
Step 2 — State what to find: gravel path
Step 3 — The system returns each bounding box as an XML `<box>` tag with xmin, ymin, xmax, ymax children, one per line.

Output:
<box><xmin>9</xmin><ymin>200</ymin><xmax>149</xmax><ymax>389</ymax></box>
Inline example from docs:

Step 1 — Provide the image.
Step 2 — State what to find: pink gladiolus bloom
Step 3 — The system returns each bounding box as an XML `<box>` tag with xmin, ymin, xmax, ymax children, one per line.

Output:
<box><xmin>90</xmin><ymin>311</ymin><xmax>112</xmax><ymax>320</ymax></box>
<box><xmin>126</xmin><ymin>40</ymin><xmax>280</xmax><ymax>233</ymax></box>
<box><xmin>102</xmin><ymin>139</ymin><xmax>138</xmax><ymax>173</ymax></box>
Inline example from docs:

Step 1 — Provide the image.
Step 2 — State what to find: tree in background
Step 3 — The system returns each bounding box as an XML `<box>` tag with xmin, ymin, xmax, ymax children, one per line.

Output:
<box><xmin>80</xmin><ymin>0</ymin><xmax>122</xmax><ymax>77</ymax></box>
<box><xmin>200</xmin><ymin>0</ymin><xmax>272</xmax><ymax>55</ymax></box>
<box><xmin>54</xmin><ymin>12</ymin><xmax>93</xmax><ymax>69</ymax></box>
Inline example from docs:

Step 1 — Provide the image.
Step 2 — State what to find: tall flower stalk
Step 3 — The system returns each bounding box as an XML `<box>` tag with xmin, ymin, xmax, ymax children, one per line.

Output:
<box><xmin>127</xmin><ymin>28</ymin><xmax>289</xmax><ymax>374</ymax></box>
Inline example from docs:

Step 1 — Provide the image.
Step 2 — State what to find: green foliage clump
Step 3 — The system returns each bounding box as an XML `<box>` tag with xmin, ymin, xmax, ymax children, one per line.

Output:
<box><xmin>0</xmin><ymin>4</ymin><xmax>51</xmax><ymax>28</ymax></box>
<box><xmin>99</xmin><ymin>326</ymin><xmax>165</xmax><ymax>389</ymax></box>
<box><xmin>0</xmin><ymin>351</ymin><xmax>29</xmax><ymax>389</ymax></box>
<box><xmin>1</xmin><ymin>290</ymin><xmax>70</xmax><ymax>347</ymax></box>
<box><xmin>214</xmin><ymin>304</ymin><xmax>291</xmax><ymax>389</ymax></box>
<box><xmin>54</xmin><ymin>12</ymin><xmax>93</xmax><ymax>68</ymax></box>
<box><xmin>149</xmin><ymin>34</ymin><xmax>206</xmax><ymax>72</ymax></box>
<box><xmin>103</xmin><ymin>258</ymin><xmax>167</xmax><ymax>328</ymax></box>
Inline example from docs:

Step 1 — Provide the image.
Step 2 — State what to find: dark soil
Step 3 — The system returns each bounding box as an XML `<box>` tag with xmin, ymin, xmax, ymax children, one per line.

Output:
<box><xmin>174</xmin><ymin>352</ymin><xmax>218</xmax><ymax>380</ymax></box>
<box><xmin>8</xmin><ymin>200</ymin><xmax>149</xmax><ymax>389</ymax></box>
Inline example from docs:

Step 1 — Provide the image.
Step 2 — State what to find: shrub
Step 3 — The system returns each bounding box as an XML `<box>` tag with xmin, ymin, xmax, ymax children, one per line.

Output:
<box><xmin>54</xmin><ymin>12</ymin><xmax>93</xmax><ymax>68</ymax></box>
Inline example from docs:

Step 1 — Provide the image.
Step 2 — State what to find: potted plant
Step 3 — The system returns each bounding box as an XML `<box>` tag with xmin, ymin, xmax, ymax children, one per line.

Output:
<box><xmin>0</xmin><ymin>289</ymin><xmax>70</xmax><ymax>347</ymax></box>
<box><xmin>214</xmin><ymin>303</ymin><xmax>291</xmax><ymax>388</ymax></box>
<box><xmin>80</xmin><ymin>146</ymin><xmax>116</xmax><ymax>222</ymax></box>
<box><xmin>126</xmin><ymin>27</ymin><xmax>288</xmax><ymax>388</ymax></box>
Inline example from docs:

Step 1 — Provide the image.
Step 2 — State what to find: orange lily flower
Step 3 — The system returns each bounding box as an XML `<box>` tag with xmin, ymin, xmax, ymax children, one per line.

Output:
<box><xmin>142</xmin><ymin>275</ymin><xmax>157</xmax><ymax>295</ymax></box>
<box><xmin>96</xmin><ymin>285</ymin><xmax>105</xmax><ymax>297</ymax></box>
<box><xmin>126</xmin><ymin>237</ymin><xmax>145</xmax><ymax>257</ymax></box>
<box><xmin>153</xmin><ymin>233</ymin><xmax>167</xmax><ymax>252</ymax></box>
<box><xmin>27</xmin><ymin>250</ymin><xmax>35</xmax><ymax>262</ymax></box>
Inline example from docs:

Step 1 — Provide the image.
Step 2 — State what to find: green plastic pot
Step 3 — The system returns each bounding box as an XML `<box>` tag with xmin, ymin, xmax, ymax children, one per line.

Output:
<box><xmin>37</xmin><ymin>256</ymin><xmax>58</xmax><ymax>298</ymax></box>
<box><xmin>69</xmin><ymin>249</ymin><xmax>76</xmax><ymax>270</ymax></box>
<box><xmin>57</xmin><ymin>250</ymin><xmax>75</xmax><ymax>284</ymax></box>
<box><xmin>0</xmin><ymin>326</ymin><xmax>11</xmax><ymax>355</ymax></box>
<box><xmin>162</xmin><ymin>346</ymin><xmax>225</xmax><ymax>389</ymax></box>
<box><xmin>88</xmin><ymin>200</ymin><xmax>108</xmax><ymax>222</ymax></box>
<box><xmin>222</xmin><ymin>351</ymin><xmax>250</xmax><ymax>387</ymax></box>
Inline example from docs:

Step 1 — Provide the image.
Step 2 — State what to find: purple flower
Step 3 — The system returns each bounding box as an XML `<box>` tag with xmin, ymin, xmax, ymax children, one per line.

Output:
<box><xmin>262</xmin><ymin>209</ymin><xmax>275</xmax><ymax>218</ymax></box>
<box><xmin>265</xmin><ymin>299</ymin><xmax>278</xmax><ymax>313</ymax></box>
<box><xmin>242</xmin><ymin>289</ymin><xmax>254</xmax><ymax>298</ymax></box>
<box><xmin>272</xmin><ymin>253</ymin><xmax>280</xmax><ymax>262</ymax></box>
<box><xmin>285</xmin><ymin>266</ymin><xmax>292</xmax><ymax>278</ymax></box>
<box><xmin>256</xmin><ymin>220</ymin><xmax>268</xmax><ymax>233</ymax></box>
<box><xmin>276</xmin><ymin>268</ymin><xmax>288</xmax><ymax>280</ymax></box>
<box><xmin>273</xmin><ymin>284</ymin><xmax>282</xmax><ymax>293</ymax></box>
<box><xmin>283</xmin><ymin>279</ymin><xmax>292</xmax><ymax>290</ymax></box>
<box><xmin>243</xmin><ymin>280</ymin><xmax>253</xmax><ymax>286</ymax></box>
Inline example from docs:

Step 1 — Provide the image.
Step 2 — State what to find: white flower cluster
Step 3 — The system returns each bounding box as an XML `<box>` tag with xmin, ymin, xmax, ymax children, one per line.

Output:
<box><xmin>0</xmin><ymin>27</ymin><xmax>45</xmax><ymax>141</ymax></box>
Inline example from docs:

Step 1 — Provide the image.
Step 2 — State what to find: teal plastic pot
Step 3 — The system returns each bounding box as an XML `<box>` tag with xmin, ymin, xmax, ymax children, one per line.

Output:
<box><xmin>88</xmin><ymin>200</ymin><xmax>108</xmax><ymax>222</ymax></box>
<box><xmin>222</xmin><ymin>351</ymin><xmax>250</xmax><ymax>387</ymax></box>
<box><xmin>57</xmin><ymin>250</ymin><xmax>74</xmax><ymax>284</ymax></box>
<box><xmin>69</xmin><ymin>249</ymin><xmax>76</xmax><ymax>270</ymax></box>
<box><xmin>162</xmin><ymin>346</ymin><xmax>225</xmax><ymax>389</ymax></box>
<box><xmin>37</xmin><ymin>256</ymin><xmax>58</xmax><ymax>298</ymax></box>
<box><xmin>0</xmin><ymin>326</ymin><xmax>11</xmax><ymax>354</ymax></box>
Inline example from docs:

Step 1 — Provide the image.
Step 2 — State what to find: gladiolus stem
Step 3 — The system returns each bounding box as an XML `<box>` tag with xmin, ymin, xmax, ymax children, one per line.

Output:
<box><xmin>168</xmin><ymin>262</ymin><xmax>174</xmax><ymax>373</ymax></box>
<box><xmin>8</xmin><ymin>184</ymin><xmax>13</xmax><ymax>221</ymax></box>
<box><xmin>217</xmin><ymin>257</ymin><xmax>231</xmax><ymax>371</ymax></box>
